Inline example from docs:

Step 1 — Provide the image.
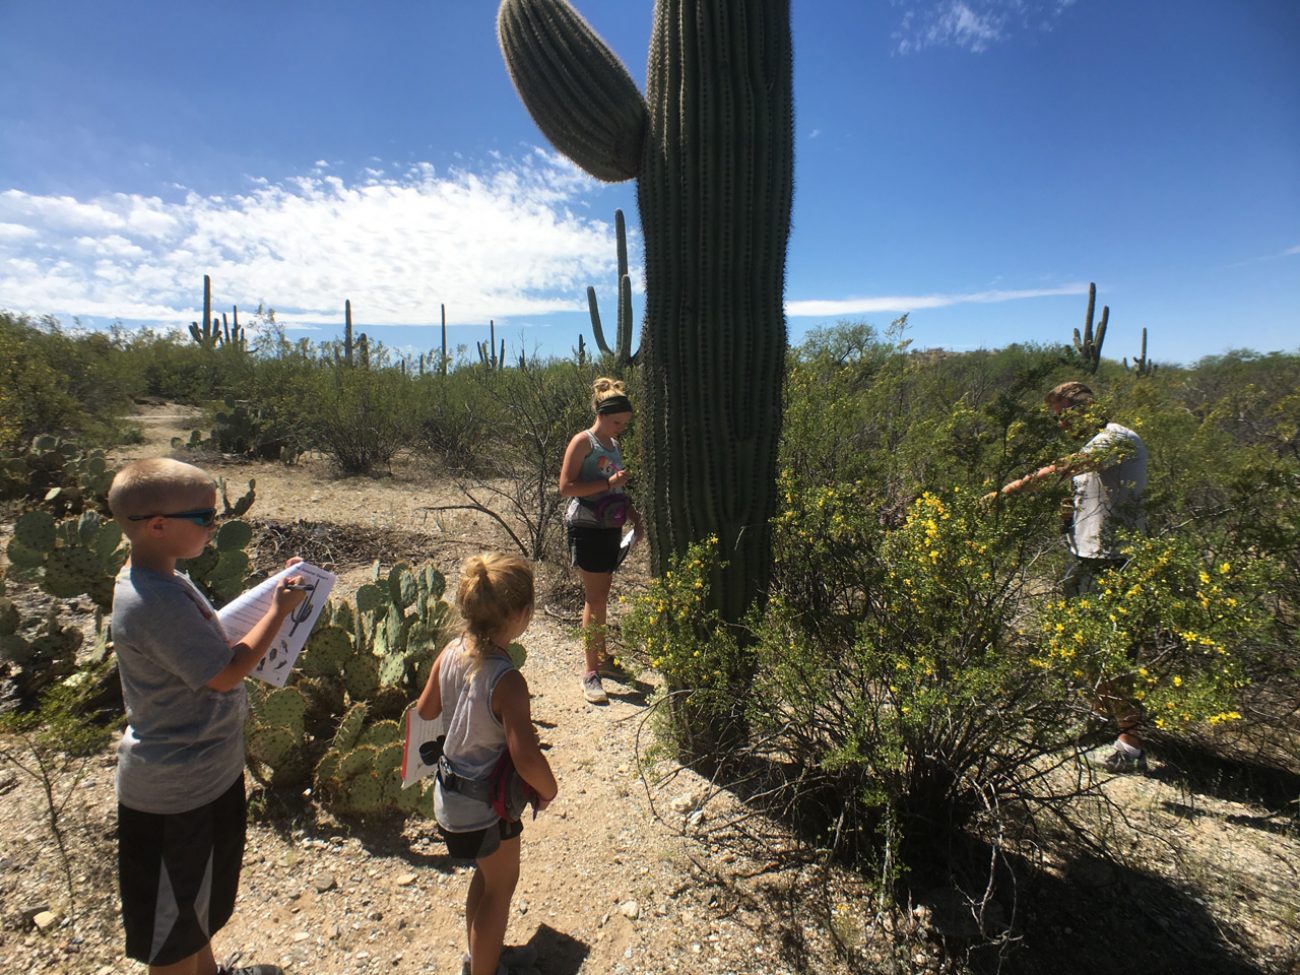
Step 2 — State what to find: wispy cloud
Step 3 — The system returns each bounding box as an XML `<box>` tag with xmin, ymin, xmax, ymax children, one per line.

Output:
<box><xmin>0</xmin><ymin>151</ymin><xmax>629</xmax><ymax>330</ymax></box>
<box><xmin>892</xmin><ymin>0</ymin><xmax>1077</xmax><ymax>55</ymax></box>
<box><xmin>786</xmin><ymin>283</ymin><xmax>1087</xmax><ymax>318</ymax></box>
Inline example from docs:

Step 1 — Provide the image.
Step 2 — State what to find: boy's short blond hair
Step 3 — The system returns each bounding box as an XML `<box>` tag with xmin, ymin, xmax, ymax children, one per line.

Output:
<box><xmin>109</xmin><ymin>458</ymin><xmax>215</xmax><ymax>530</ymax></box>
<box><xmin>1046</xmin><ymin>381</ymin><xmax>1095</xmax><ymax>412</ymax></box>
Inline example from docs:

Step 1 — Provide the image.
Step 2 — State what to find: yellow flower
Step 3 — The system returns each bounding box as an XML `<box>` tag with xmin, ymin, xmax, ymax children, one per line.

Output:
<box><xmin>1219</xmin><ymin>562</ymin><xmax>1231</xmax><ymax>575</ymax></box>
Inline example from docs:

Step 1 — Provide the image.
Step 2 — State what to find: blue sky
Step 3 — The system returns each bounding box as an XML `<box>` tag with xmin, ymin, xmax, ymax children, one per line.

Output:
<box><xmin>1</xmin><ymin>0</ymin><xmax>1296</xmax><ymax>365</ymax></box>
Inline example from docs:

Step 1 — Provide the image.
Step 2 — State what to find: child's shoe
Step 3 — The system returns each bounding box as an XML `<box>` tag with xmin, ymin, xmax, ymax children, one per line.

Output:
<box><xmin>1100</xmin><ymin>745</ymin><xmax>1149</xmax><ymax>774</ymax></box>
<box><xmin>217</xmin><ymin>954</ymin><xmax>283</xmax><ymax>975</ymax></box>
<box><xmin>581</xmin><ymin>670</ymin><xmax>608</xmax><ymax>704</ymax></box>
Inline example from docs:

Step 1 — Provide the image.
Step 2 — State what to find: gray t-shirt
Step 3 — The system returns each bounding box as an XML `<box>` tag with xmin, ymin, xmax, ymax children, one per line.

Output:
<box><xmin>112</xmin><ymin>565</ymin><xmax>246</xmax><ymax>814</ymax></box>
<box><xmin>1071</xmin><ymin>422</ymin><xmax>1148</xmax><ymax>560</ymax></box>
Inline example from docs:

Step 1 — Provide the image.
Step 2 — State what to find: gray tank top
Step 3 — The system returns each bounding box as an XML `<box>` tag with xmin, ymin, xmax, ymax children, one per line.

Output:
<box><xmin>434</xmin><ymin>636</ymin><xmax>517</xmax><ymax>831</ymax></box>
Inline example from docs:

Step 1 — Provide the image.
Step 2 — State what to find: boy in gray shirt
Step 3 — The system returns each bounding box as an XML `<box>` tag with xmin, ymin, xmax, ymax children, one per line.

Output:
<box><xmin>109</xmin><ymin>458</ymin><xmax>306</xmax><ymax>975</ymax></box>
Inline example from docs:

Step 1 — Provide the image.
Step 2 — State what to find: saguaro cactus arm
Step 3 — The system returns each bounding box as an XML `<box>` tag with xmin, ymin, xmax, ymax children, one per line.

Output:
<box><xmin>497</xmin><ymin>0</ymin><xmax>647</xmax><ymax>182</ymax></box>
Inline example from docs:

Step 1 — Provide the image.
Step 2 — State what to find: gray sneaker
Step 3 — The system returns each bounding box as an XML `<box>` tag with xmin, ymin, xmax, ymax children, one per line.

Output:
<box><xmin>1101</xmin><ymin>747</ymin><xmax>1149</xmax><ymax>774</ymax></box>
<box><xmin>218</xmin><ymin>958</ymin><xmax>283</xmax><ymax>975</ymax></box>
<box><xmin>581</xmin><ymin>670</ymin><xmax>608</xmax><ymax>704</ymax></box>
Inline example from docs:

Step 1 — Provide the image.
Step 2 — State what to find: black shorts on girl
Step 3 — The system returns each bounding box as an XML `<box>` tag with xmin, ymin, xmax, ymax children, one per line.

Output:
<box><xmin>118</xmin><ymin>775</ymin><xmax>245</xmax><ymax>965</ymax></box>
<box><xmin>441</xmin><ymin>817</ymin><xmax>524</xmax><ymax>861</ymax></box>
<box><xmin>567</xmin><ymin>525</ymin><xmax>622</xmax><ymax>573</ymax></box>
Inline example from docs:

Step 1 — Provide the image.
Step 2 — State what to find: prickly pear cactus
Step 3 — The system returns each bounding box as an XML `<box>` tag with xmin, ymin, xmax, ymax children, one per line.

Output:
<box><xmin>0</xmin><ymin>435</ymin><xmax>115</xmax><ymax>515</ymax></box>
<box><xmin>499</xmin><ymin>0</ymin><xmax>793</xmax><ymax>626</ymax></box>
<box><xmin>178</xmin><ymin>520</ymin><xmax>255</xmax><ymax>606</ymax></box>
<box><xmin>6</xmin><ymin>509</ymin><xmax>124</xmax><ymax>610</ymax></box>
<box><xmin>242</xmin><ymin>560</ymin><xmax>459</xmax><ymax>820</ymax></box>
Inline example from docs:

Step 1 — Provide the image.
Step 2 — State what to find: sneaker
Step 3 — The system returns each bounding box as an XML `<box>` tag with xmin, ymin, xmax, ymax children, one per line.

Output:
<box><xmin>218</xmin><ymin>958</ymin><xmax>283</xmax><ymax>975</ymax></box>
<box><xmin>1101</xmin><ymin>747</ymin><xmax>1149</xmax><ymax>774</ymax></box>
<box><xmin>581</xmin><ymin>670</ymin><xmax>608</xmax><ymax>704</ymax></box>
<box><xmin>596</xmin><ymin>656</ymin><xmax>629</xmax><ymax>681</ymax></box>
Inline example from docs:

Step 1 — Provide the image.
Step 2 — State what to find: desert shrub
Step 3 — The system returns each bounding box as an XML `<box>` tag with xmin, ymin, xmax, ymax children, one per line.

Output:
<box><xmin>0</xmin><ymin>314</ymin><xmax>86</xmax><ymax>445</ymax></box>
<box><xmin>411</xmin><ymin>368</ymin><xmax>497</xmax><ymax>473</ymax></box>
<box><xmin>423</xmin><ymin>357</ymin><xmax>601</xmax><ymax>560</ymax></box>
<box><xmin>302</xmin><ymin>364</ymin><xmax>418</xmax><ymax>475</ymax></box>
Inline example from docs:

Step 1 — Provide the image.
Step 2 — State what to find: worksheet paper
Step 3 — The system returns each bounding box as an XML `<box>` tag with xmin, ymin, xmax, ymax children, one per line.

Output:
<box><xmin>401</xmin><ymin>704</ymin><xmax>445</xmax><ymax>788</ymax></box>
<box><xmin>216</xmin><ymin>562</ymin><xmax>336</xmax><ymax>687</ymax></box>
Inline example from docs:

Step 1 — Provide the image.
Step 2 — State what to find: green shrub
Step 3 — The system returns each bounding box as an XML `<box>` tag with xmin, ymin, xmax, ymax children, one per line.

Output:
<box><xmin>304</xmin><ymin>364</ymin><xmax>418</xmax><ymax>475</ymax></box>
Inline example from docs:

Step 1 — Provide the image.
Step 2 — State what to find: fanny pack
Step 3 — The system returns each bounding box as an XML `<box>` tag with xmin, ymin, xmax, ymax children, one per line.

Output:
<box><xmin>437</xmin><ymin>750</ymin><xmax>540</xmax><ymax>822</ymax></box>
<box><xmin>577</xmin><ymin>493</ymin><xmax>629</xmax><ymax>528</ymax></box>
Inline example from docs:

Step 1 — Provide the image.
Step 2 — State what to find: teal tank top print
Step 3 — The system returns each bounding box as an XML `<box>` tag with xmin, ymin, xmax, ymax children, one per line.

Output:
<box><xmin>566</xmin><ymin>430</ymin><xmax>625</xmax><ymax>527</ymax></box>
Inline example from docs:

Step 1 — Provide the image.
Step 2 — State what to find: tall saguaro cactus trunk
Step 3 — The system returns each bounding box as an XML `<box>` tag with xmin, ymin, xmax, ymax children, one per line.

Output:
<box><xmin>641</xmin><ymin>0</ymin><xmax>792</xmax><ymax>626</ymax></box>
<box><xmin>498</xmin><ymin>0</ymin><xmax>792</xmax><ymax>635</ymax></box>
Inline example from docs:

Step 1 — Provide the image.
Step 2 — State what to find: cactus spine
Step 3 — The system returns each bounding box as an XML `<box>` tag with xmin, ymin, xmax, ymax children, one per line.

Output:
<box><xmin>587</xmin><ymin>209</ymin><xmax>637</xmax><ymax>366</ymax></box>
<box><xmin>1073</xmin><ymin>282</ymin><xmax>1109</xmax><ymax>374</ymax></box>
<box><xmin>499</xmin><ymin>0</ymin><xmax>793</xmax><ymax>628</ymax></box>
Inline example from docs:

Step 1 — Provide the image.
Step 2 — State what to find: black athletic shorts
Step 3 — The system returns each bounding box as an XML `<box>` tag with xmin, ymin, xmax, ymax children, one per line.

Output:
<box><xmin>118</xmin><ymin>775</ymin><xmax>245</xmax><ymax>965</ymax></box>
<box><xmin>441</xmin><ymin>817</ymin><xmax>524</xmax><ymax>862</ymax></box>
<box><xmin>567</xmin><ymin>525</ymin><xmax>622</xmax><ymax>573</ymax></box>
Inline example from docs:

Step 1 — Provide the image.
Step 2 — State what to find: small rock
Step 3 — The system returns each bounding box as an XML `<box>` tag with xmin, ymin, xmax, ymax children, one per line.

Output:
<box><xmin>517</xmin><ymin>898</ymin><xmax>529</xmax><ymax>915</ymax></box>
<box><xmin>293</xmin><ymin>931</ymin><xmax>312</xmax><ymax>943</ymax></box>
<box><xmin>315</xmin><ymin>874</ymin><xmax>338</xmax><ymax>893</ymax></box>
<box><xmin>395</xmin><ymin>872</ymin><xmax>417</xmax><ymax>887</ymax></box>
<box><xmin>33</xmin><ymin>911</ymin><xmax>59</xmax><ymax>932</ymax></box>
<box><xmin>687</xmin><ymin>810</ymin><xmax>705</xmax><ymax>827</ymax></box>
<box><xmin>619</xmin><ymin>900</ymin><xmax>640</xmax><ymax>920</ymax></box>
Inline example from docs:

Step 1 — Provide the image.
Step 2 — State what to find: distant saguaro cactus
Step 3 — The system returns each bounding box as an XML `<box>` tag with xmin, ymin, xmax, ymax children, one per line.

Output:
<box><xmin>1124</xmin><ymin>327</ymin><xmax>1156</xmax><ymax>376</ymax></box>
<box><xmin>586</xmin><ymin>209</ymin><xmax>637</xmax><ymax>367</ymax></box>
<box><xmin>1073</xmin><ymin>282</ymin><xmax>1109</xmax><ymax>374</ymax></box>
<box><xmin>499</xmin><ymin>0</ymin><xmax>793</xmax><ymax>630</ymax></box>
<box><xmin>189</xmin><ymin>275</ymin><xmax>245</xmax><ymax>349</ymax></box>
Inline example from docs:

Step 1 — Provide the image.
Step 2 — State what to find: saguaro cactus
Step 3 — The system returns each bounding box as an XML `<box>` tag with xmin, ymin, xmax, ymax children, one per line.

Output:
<box><xmin>440</xmin><ymin>303</ymin><xmax>449</xmax><ymax>376</ymax></box>
<box><xmin>1124</xmin><ymin>327</ymin><xmax>1156</xmax><ymax>376</ymax></box>
<box><xmin>1073</xmin><ymin>282</ymin><xmax>1109</xmax><ymax>374</ymax></box>
<box><xmin>587</xmin><ymin>209</ymin><xmax>637</xmax><ymax>366</ymax></box>
<box><xmin>499</xmin><ymin>0</ymin><xmax>793</xmax><ymax>629</ymax></box>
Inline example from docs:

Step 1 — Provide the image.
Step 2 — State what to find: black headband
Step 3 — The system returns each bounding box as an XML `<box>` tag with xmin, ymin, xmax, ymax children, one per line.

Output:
<box><xmin>596</xmin><ymin>395</ymin><xmax>633</xmax><ymax>415</ymax></box>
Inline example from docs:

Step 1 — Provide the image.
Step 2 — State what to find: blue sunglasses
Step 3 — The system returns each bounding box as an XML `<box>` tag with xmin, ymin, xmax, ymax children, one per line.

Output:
<box><xmin>127</xmin><ymin>507</ymin><xmax>219</xmax><ymax>528</ymax></box>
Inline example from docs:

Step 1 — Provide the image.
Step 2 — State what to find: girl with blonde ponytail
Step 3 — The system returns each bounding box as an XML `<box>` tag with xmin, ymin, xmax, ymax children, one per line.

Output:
<box><xmin>416</xmin><ymin>552</ymin><xmax>556</xmax><ymax>975</ymax></box>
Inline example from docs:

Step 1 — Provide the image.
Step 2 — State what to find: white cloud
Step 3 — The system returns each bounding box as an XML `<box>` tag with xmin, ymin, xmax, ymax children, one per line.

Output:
<box><xmin>786</xmin><ymin>283</ymin><xmax>1087</xmax><ymax>317</ymax></box>
<box><xmin>0</xmin><ymin>152</ymin><xmax>630</xmax><ymax>329</ymax></box>
<box><xmin>1285</xmin><ymin>244</ymin><xmax>1300</xmax><ymax>256</ymax></box>
<box><xmin>893</xmin><ymin>0</ymin><xmax>1075</xmax><ymax>55</ymax></box>
<box><xmin>0</xmin><ymin>223</ymin><xmax>37</xmax><ymax>241</ymax></box>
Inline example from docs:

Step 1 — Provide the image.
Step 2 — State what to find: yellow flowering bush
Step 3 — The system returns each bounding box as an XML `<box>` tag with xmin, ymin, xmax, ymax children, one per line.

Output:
<box><xmin>1036</xmin><ymin>534</ymin><xmax>1264</xmax><ymax>731</ymax></box>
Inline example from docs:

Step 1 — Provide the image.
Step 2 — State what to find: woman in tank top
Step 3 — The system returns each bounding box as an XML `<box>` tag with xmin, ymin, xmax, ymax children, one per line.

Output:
<box><xmin>559</xmin><ymin>377</ymin><xmax>643</xmax><ymax>704</ymax></box>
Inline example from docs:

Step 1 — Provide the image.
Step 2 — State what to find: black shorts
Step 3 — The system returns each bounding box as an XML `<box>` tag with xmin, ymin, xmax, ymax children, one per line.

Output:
<box><xmin>567</xmin><ymin>525</ymin><xmax>623</xmax><ymax>573</ymax></box>
<box><xmin>118</xmin><ymin>775</ymin><xmax>245</xmax><ymax>965</ymax></box>
<box><xmin>440</xmin><ymin>817</ymin><xmax>524</xmax><ymax>862</ymax></box>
